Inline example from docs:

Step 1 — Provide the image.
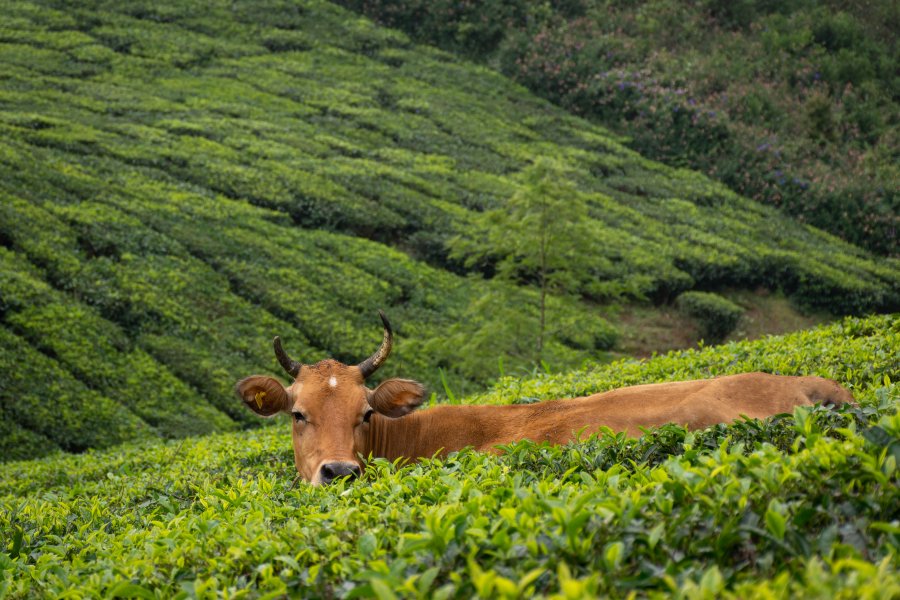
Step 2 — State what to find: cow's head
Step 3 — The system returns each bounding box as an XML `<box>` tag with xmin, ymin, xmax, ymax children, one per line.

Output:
<box><xmin>235</xmin><ymin>312</ymin><xmax>425</xmax><ymax>485</ymax></box>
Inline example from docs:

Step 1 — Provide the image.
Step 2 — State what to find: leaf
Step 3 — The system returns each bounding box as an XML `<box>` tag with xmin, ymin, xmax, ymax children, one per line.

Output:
<box><xmin>9</xmin><ymin>528</ymin><xmax>23</xmax><ymax>557</ymax></box>
<box><xmin>107</xmin><ymin>582</ymin><xmax>157</xmax><ymax>600</ymax></box>
<box><xmin>439</xmin><ymin>368</ymin><xmax>457</xmax><ymax>404</ymax></box>
<box><xmin>358</xmin><ymin>532</ymin><xmax>377</xmax><ymax>557</ymax></box>
<box><xmin>604</xmin><ymin>541</ymin><xmax>624</xmax><ymax>570</ymax></box>
<box><xmin>416</xmin><ymin>566</ymin><xmax>440</xmax><ymax>595</ymax></box>
<box><xmin>863</xmin><ymin>426</ymin><xmax>891</xmax><ymax>448</ymax></box>
<box><xmin>699</xmin><ymin>566</ymin><xmax>724</xmax><ymax>596</ymax></box>
<box><xmin>765</xmin><ymin>506</ymin><xmax>786</xmax><ymax>541</ymax></box>
<box><xmin>516</xmin><ymin>568</ymin><xmax>545</xmax><ymax>594</ymax></box>
<box><xmin>274</xmin><ymin>555</ymin><xmax>299</xmax><ymax>572</ymax></box>
<box><xmin>869</xmin><ymin>522</ymin><xmax>900</xmax><ymax>535</ymax></box>
<box><xmin>369</xmin><ymin>578</ymin><xmax>398</xmax><ymax>600</ymax></box>
<box><xmin>647</xmin><ymin>523</ymin><xmax>665</xmax><ymax>550</ymax></box>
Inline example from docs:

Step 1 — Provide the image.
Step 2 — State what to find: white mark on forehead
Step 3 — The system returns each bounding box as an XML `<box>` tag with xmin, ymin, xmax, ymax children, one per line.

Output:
<box><xmin>328</xmin><ymin>376</ymin><xmax>337</xmax><ymax>388</ymax></box>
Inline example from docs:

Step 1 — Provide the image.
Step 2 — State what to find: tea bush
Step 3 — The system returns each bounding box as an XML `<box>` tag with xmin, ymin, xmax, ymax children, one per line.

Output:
<box><xmin>676</xmin><ymin>291</ymin><xmax>744</xmax><ymax>343</ymax></box>
<box><xmin>0</xmin><ymin>315</ymin><xmax>897</xmax><ymax>597</ymax></box>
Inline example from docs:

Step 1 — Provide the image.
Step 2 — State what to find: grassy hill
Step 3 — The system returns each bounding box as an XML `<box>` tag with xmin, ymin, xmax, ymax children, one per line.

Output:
<box><xmin>1</xmin><ymin>0</ymin><xmax>898</xmax><ymax>458</ymax></box>
<box><xmin>1</xmin><ymin>315</ymin><xmax>897</xmax><ymax>598</ymax></box>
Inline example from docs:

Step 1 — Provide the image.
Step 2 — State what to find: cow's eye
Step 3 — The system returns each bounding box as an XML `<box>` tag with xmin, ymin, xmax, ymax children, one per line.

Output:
<box><xmin>292</xmin><ymin>412</ymin><xmax>307</xmax><ymax>424</ymax></box>
<box><xmin>363</xmin><ymin>410</ymin><xmax>374</xmax><ymax>424</ymax></box>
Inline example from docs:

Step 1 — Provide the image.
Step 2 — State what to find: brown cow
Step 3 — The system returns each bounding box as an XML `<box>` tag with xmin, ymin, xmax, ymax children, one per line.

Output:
<box><xmin>236</xmin><ymin>312</ymin><xmax>855</xmax><ymax>485</ymax></box>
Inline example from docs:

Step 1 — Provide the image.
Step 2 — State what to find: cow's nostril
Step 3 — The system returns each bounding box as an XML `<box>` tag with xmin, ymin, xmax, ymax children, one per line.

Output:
<box><xmin>320</xmin><ymin>462</ymin><xmax>361</xmax><ymax>484</ymax></box>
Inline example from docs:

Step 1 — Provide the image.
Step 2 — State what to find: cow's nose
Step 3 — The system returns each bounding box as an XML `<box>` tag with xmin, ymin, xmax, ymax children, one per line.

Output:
<box><xmin>319</xmin><ymin>462</ymin><xmax>361</xmax><ymax>484</ymax></box>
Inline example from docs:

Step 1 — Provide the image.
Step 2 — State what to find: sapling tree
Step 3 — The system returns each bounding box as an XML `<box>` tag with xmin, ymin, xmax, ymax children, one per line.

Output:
<box><xmin>450</xmin><ymin>158</ymin><xmax>598</xmax><ymax>364</ymax></box>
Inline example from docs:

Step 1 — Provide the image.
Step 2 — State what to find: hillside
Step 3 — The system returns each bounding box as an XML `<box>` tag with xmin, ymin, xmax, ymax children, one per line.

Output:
<box><xmin>1</xmin><ymin>0</ymin><xmax>898</xmax><ymax>458</ymax></box>
<box><xmin>1</xmin><ymin>315</ymin><xmax>897</xmax><ymax>597</ymax></box>
<box><xmin>340</xmin><ymin>0</ymin><xmax>899</xmax><ymax>255</ymax></box>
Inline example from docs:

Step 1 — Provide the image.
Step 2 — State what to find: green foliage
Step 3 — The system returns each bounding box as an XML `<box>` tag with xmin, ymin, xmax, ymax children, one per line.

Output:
<box><xmin>0</xmin><ymin>0</ymin><xmax>897</xmax><ymax>457</ymax></box>
<box><xmin>1</xmin><ymin>315</ymin><xmax>898</xmax><ymax>597</ymax></box>
<box><xmin>0</xmin><ymin>247</ymin><xmax>235</xmax><ymax>440</ymax></box>
<box><xmin>450</xmin><ymin>159</ymin><xmax>606</xmax><ymax>362</ymax></box>
<box><xmin>342</xmin><ymin>0</ymin><xmax>900</xmax><ymax>255</ymax></box>
<box><xmin>676</xmin><ymin>291</ymin><xmax>744</xmax><ymax>343</ymax></box>
<box><xmin>0</xmin><ymin>325</ymin><xmax>148</xmax><ymax>458</ymax></box>
<box><xmin>436</xmin><ymin>281</ymin><xmax>618</xmax><ymax>383</ymax></box>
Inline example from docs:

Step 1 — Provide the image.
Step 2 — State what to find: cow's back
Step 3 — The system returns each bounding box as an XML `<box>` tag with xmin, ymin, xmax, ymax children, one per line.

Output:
<box><xmin>532</xmin><ymin>372</ymin><xmax>855</xmax><ymax>439</ymax></box>
<box><xmin>377</xmin><ymin>373</ymin><xmax>856</xmax><ymax>458</ymax></box>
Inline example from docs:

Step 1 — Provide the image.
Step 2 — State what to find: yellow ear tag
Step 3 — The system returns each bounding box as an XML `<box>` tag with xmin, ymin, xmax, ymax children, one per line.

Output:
<box><xmin>254</xmin><ymin>391</ymin><xmax>266</xmax><ymax>409</ymax></box>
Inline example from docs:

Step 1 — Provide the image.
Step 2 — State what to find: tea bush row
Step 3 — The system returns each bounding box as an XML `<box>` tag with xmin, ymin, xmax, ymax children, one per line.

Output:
<box><xmin>0</xmin><ymin>325</ymin><xmax>148</xmax><ymax>461</ymax></box>
<box><xmin>0</xmin><ymin>246</ymin><xmax>234</xmax><ymax>441</ymax></box>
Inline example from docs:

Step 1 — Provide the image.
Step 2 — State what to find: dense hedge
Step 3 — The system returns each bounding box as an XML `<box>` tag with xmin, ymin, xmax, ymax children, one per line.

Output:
<box><xmin>0</xmin><ymin>0</ymin><xmax>897</xmax><ymax>454</ymax></box>
<box><xmin>676</xmin><ymin>291</ymin><xmax>744</xmax><ymax>343</ymax></box>
<box><xmin>0</xmin><ymin>247</ymin><xmax>235</xmax><ymax>439</ymax></box>
<box><xmin>0</xmin><ymin>326</ymin><xmax>148</xmax><ymax>459</ymax></box>
<box><xmin>0</xmin><ymin>315</ymin><xmax>897</xmax><ymax>597</ymax></box>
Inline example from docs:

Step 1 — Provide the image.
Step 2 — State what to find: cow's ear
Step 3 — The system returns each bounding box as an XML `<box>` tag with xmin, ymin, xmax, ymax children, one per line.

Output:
<box><xmin>369</xmin><ymin>379</ymin><xmax>425</xmax><ymax>418</ymax></box>
<box><xmin>235</xmin><ymin>376</ymin><xmax>291</xmax><ymax>417</ymax></box>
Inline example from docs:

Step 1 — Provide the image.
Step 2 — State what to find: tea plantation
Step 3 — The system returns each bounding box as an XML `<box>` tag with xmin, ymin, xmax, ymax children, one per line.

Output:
<box><xmin>1</xmin><ymin>0</ymin><xmax>898</xmax><ymax>455</ymax></box>
<box><xmin>1</xmin><ymin>315</ymin><xmax>898</xmax><ymax>598</ymax></box>
<box><xmin>341</xmin><ymin>0</ymin><xmax>899</xmax><ymax>255</ymax></box>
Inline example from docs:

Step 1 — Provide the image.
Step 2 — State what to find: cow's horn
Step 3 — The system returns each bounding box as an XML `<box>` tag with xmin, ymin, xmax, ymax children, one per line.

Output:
<box><xmin>273</xmin><ymin>336</ymin><xmax>301</xmax><ymax>378</ymax></box>
<box><xmin>358</xmin><ymin>310</ymin><xmax>393</xmax><ymax>379</ymax></box>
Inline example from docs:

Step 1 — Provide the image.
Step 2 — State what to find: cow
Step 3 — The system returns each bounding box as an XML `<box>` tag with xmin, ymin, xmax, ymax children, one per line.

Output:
<box><xmin>235</xmin><ymin>312</ymin><xmax>855</xmax><ymax>485</ymax></box>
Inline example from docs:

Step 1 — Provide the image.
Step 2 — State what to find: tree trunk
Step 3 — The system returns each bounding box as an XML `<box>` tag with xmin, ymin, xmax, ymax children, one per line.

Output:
<box><xmin>537</xmin><ymin>202</ymin><xmax>547</xmax><ymax>363</ymax></box>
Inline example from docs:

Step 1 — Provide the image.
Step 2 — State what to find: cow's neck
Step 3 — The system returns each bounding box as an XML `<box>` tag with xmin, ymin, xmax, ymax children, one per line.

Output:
<box><xmin>366</xmin><ymin>405</ymin><xmax>516</xmax><ymax>461</ymax></box>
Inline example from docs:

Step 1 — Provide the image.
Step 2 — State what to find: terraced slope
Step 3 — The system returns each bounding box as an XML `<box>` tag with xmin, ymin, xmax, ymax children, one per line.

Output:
<box><xmin>1</xmin><ymin>0</ymin><xmax>897</xmax><ymax>457</ymax></box>
<box><xmin>1</xmin><ymin>315</ymin><xmax>897</xmax><ymax>597</ymax></box>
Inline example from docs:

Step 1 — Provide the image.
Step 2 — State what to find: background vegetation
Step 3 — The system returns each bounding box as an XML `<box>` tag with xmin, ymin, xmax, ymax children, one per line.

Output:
<box><xmin>1</xmin><ymin>0</ymin><xmax>897</xmax><ymax>457</ymax></box>
<box><xmin>1</xmin><ymin>315</ymin><xmax>897</xmax><ymax>597</ymax></box>
<box><xmin>339</xmin><ymin>0</ymin><xmax>899</xmax><ymax>256</ymax></box>
<box><xmin>675</xmin><ymin>291</ymin><xmax>744</xmax><ymax>344</ymax></box>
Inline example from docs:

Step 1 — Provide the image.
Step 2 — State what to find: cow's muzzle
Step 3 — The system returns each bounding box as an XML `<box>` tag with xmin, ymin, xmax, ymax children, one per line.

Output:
<box><xmin>318</xmin><ymin>461</ymin><xmax>361</xmax><ymax>485</ymax></box>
